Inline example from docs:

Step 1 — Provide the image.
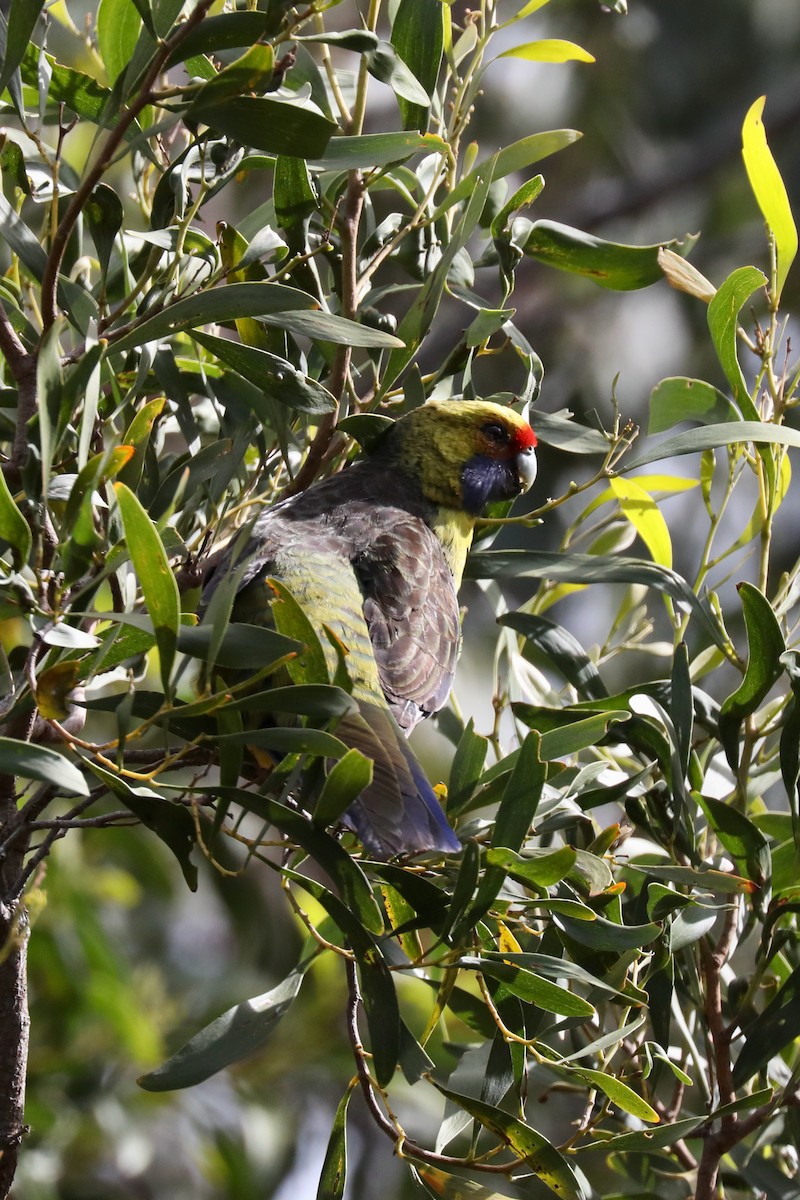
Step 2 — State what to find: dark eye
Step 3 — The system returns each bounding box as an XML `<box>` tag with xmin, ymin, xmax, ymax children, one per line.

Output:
<box><xmin>482</xmin><ymin>422</ymin><xmax>509</xmax><ymax>444</ymax></box>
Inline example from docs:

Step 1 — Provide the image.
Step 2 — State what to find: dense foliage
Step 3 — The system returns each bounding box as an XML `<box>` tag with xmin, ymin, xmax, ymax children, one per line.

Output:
<box><xmin>0</xmin><ymin>2</ymin><xmax>799</xmax><ymax>1198</ymax></box>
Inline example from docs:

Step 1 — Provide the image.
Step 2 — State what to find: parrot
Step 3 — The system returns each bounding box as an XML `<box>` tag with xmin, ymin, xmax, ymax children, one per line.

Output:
<box><xmin>202</xmin><ymin>399</ymin><xmax>537</xmax><ymax>859</ymax></box>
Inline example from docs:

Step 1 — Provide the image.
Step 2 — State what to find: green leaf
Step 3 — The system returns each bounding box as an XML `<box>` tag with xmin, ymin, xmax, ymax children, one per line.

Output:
<box><xmin>732</xmin><ymin>963</ymin><xmax>800</xmax><ymax>1086</ymax></box>
<box><xmin>485</xmin><ymin>846</ymin><xmax>577</xmax><ymax>889</ymax></box>
<box><xmin>430</xmin><ymin>1082</ymin><xmax>586</xmax><ymax>1199</ymax></box>
<box><xmin>267</xmin><ymin>577</ymin><xmax>330</xmax><ymax>686</ymax></box>
<box><xmin>96</xmin><ymin>0</ymin><xmax>141</xmax><ymax>84</ymax></box>
<box><xmin>294</xmin><ymin>29</ymin><xmax>379</xmax><ymax>51</ymax></box>
<box><xmin>312</xmin><ymin>130</ymin><xmax>447</xmax><ymax>170</ymax></box>
<box><xmin>648</xmin><ymin>377</ymin><xmax>740</xmax><ymax>434</ymax></box>
<box><xmin>113</xmin><ymin>482</ymin><xmax>181</xmax><ymax>692</ymax></box>
<box><xmin>0</xmin><ymin>737</ymin><xmax>89</xmax><ymax>797</ymax></box>
<box><xmin>212</xmin><ymin>788</ymin><xmax>384</xmax><ymax>935</ymax></box>
<box><xmin>568</xmin><ymin>1067</ymin><xmax>658</xmax><ymax>1122</ymax></box>
<box><xmin>87</xmin><ymin>762</ymin><xmax>197</xmax><ymax>890</ymax></box>
<box><xmin>498</xmin><ymin>38</ymin><xmax>595</xmax><ymax>64</ymax></box>
<box><xmin>447</xmin><ymin>719</ymin><xmax>488</xmax><ymax>809</ymax></box>
<box><xmin>478</xmin><ymin>958</ymin><xmax>595</xmax><ymax>1017</ymax></box>
<box><xmin>109</xmin><ymin>281</ymin><xmax>317</xmax><ymax>353</ymax></box>
<box><xmin>314</xmin><ymin>749</ymin><xmax>373</xmax><ymax>828</ymax></box>
<box><xmin>522</xmin><ymin>220</ymin><xmax>694</xmax><ymax>290</ymax></box>
<box><xmin>742</xmin><ymin>96</ymin><xmax>797</xmax><ymax>299</ymax></box>
<box><xmin>191</xmin><ymin>93</ymin><xmax>337</xmax><ymax>159</ymax></box>
<box><xmin>707</xmin><ymin>266</ymin><xmax>767</xmax><ymax>414</ymax></box>
<box><xmin>20</xmin><ymin>43</ymin><xmax>117</xmax><ymax>128</ymax></box>
<box><xmin>480</xmin><ymin>952</ymin><xmax>638</xmax><ymax>1002</ymax></box>
<box><xmin>511</xmin><ymin>706</ymin><xmax>627</xmax><ymax>760</ymax></box>
<box><xmin>0</xmin><ymin>0</ymin><xmax>44</xmax><ymax>97</ymax></box>
<box><xmin>579</xmin><ymin>1115</ymin><xmax>706</xmax><ymax>1154</ymax></box>
<box><xmin>554</xmin><ymin>912</ymin><xmax>661</xmax><ymax>952</ymax></box>
<box><xmin>190</xmin><ymin>42</ymin><xmax>275</xmax><ymax>109</ymax></box>
<box><xmin>177</xmin><ymin>622</ymin><xmax>301</xmax><ymax>670</ymax></box>
<box><xmin>138</xmin><ymin>964</ymin><xmax>309</xmax><ymax>1090</ymax></box>
<box><xmin>624</xmin><ymin>863</ymin><xmax>753</xmax><ymax>894</ymax></box>
<box><xmin>218</xmin><ymin>727</ymin><xmax>349</xmax><ymax>758</ymax></box>
<box><xmin>719</xmin><ymin>581</ymin><xmax>785</xmax><ymax>767</ymax></box>
<box><xmin>118</xmin><ymin>395</ymin><xmax>165</xmax><ymax>489</ymax></box>
<box><xmin>499</xmin><ymin>611</ymin><xmax>607</xmax><ymax>702</ymax></box>
<box><xmin>85</xmin><ymin>183</ymin><xmax>124</xmax><ymax>278</ymax></box>
<box><xmin>695</xmin><ymin>793</ymin><xmax>771</xmax><ymax>888</ymax></box>
<box><xmin>261</xmin><ymin>309</ymin><xmax>403</xmax><ymax>348</ymax></box>
<box><xmin>224</xmin><ymin>684</ymin><xmax>357</xmax><ymax>721</ymax></box>
<box><xmin>0</xmin><ymin>189</ymin><xmax>49</xmax><ymax>283</ymax></box>
<box><xmin>0</xmin><ymin>467</ymin><xmax>31</xmax><ymax>568</ymax></box>
<box><xmin>365</xmin><ymin>40</ymin><xmax>430</xmax><ymax>107</ymax></box>
<box><xmin>470</xmin><ymin>732</ymin><xmax>545</xmax><ymax>920</ymax></box>
<box><xmin>625</xmin><ymin>419</ymin><xmax>800</xmax><ymax>471</ymax></box>
<box><xmin>192</xmin><ymin>330</ymin><xmax>335</xmax><ymax>414</ymax></box>
<box><xmin>316</xmin><ymin>1084</ymin><xmax>353</xmax><ymax>1200</ymax></box>
<box><xmin>168</xmin><ymin>11</ymin><xmax>294</xmax><ymax>64</ymax></box>
<box><xmin>391</xmin><ymin>0</ymin><xmax>443</xmax><ymax>130</ymax></box>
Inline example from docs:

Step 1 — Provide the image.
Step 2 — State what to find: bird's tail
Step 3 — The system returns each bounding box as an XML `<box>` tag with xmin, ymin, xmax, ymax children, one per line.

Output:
<box><xmin>336</xmin><ymin>701</ymin><xmax>461</xmax><ymax>860</ymax></box>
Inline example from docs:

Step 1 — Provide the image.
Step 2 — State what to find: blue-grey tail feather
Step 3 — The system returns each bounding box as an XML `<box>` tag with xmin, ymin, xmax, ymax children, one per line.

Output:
<box><xmin>338</xmin><ymin>705</ymin><xmax>461</xmax><ymax>860</ymax></box>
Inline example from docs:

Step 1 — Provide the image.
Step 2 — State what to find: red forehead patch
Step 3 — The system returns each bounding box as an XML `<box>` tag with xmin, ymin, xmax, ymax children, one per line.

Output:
<box><xmin>512</xmin><ymin>422</ymin><xmax>537</xmax><ymax>451</ymax></box>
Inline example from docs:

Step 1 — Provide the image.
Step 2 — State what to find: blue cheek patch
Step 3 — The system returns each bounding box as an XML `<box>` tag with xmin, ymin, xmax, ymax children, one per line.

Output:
<box><xmin>461</xmin><ymin>455</ymin><xmax>516</xmax><ymax>514</ymax></box>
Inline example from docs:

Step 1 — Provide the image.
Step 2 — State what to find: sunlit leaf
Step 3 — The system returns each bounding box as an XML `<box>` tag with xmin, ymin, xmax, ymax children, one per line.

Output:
<box><xmin>523</xmin><ymin>220</ymin><xmax>695</xmax><ymax>290</ymax></box>
<box><xmin>498</xmin><ymin>38</ymin><xmax>595</xmax><ymax>64</ymax></box>
<box><xmin>0</xmin><ymin>467</ymin><xmax>31</xmax><ymax>568</ymax></box>
<box><xmin>610</xmin><ymin>476</ymin><xmax>672</xmax><ymax>568</ymax></box>
<box><xmin>113</xmin><ymin>482</ymin><xmax>181</xmax><ymax>692</ymax></box>
<box><xmin>741</xmin><ymin>95</ymin><xmax>797</xmax><ymax>299</ymax></box>
<box><xmin>431</xmin><ymin>1083</ymin><xmax>586</xmax><ymax>1198</ymax></box>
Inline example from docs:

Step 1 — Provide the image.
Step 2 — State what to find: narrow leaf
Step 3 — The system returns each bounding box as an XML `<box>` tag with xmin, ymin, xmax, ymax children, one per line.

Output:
<box><xmin>192</xmin><ymin>330</ymin><xmax>336</xmax><ymax>414</ymax></box>
<box><xmin>139</xmin><ymin>966</ymin><xmax>308</xmax><ymax>1090</ymax></box>
<box><xmin>741</xmin><ymin>95</ymin><xmax>797</xmax><ymax>299</ymax></box>
<box><xmin>568</xmin><ymin>1067</ymin><xmax>658</xmax><ymax>1122</ymax></box>
<box><xmin>109</xmin><ymin>281</ymin><xmax>317</xmax><ymax>353</ymax></box>
<box><xmin>0</xmin><ymin>468</ymin><xmax>31</xmax><ymax>568</ymax></box>
<box><xmin>719</xmin><ymin>581</ymin><xmax>785</xmax><ymax>767</ymax></box>
<box><xmin>610</xmin><ymin>476</ymin><xmax>673</xmax><ymax>568</ymax></box>
<box><xmin>0</xmin><ymin>737</ymin><xmax>89</xmax><ymax>796</ymax></box>
<box><xmin>431</xmin><ymin>1082</ymin><xmax>585</xmax><ymax>1199</ymax></box>
<box><xmin>316</xmin><ymin>1084</ymin><xmax>353</xmax><ymax>1200</ymax></box>
<box><xmin>707</xmin><ymin>266</ymin><xmax>767</xmax><ymax>413</ymax></box>
<box><xmin>113</xmin><ymin>482</ymin><xmax>181</xmax><ymax>691</ymax></box>
<box><xmin>498</xmin><ymin>38</ymin><xmax>595</xmax><ymax>64</ymax></box>
<box><xmin>523</xmin><ymin>220</ymin><xmax>694</xmax><ymax>291</ymax></box>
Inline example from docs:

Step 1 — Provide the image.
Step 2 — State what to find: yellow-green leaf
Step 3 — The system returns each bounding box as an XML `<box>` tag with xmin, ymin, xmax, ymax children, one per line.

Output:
<box><xmin>515</xmin><ymin>0</ymin><xmax>553</xmax><ymax>17</ymax></box>
<box><xmin>569</xmin><ymin>1067</ymin><xmax>659</xmax><ymax>1123</ymax></box>
<box><xmin>742</xmin><ymin>95</ymin><xmax>798</xmax><ymax>300</ymax></box>
<box><xmin>0</xmin><ymin>469</ymin><xmax>31</xmax><ymax>569</ymax></box>
<box><xmin>610</xmin><ymin>476</ymin><xmax>673</xmax><ymax>568</ymax></box>
<box><xmin>498</xmin><ymin>38</ymin><xmax>595</xmax><ymax>64</ymax></box>
<box><xmin>114</xmin><ymin>482</ymin><xmax>181</xmax><ymax>693</ymax></box>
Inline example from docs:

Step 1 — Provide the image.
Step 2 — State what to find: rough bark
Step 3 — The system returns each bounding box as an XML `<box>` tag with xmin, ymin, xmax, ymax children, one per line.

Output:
<box><xmin>0</xmin><ymin>904</ymin><xmax>29</xmax><ymax>1200</ymax></box>
<box><xmin>0</xmin><ymin>773</ymin><xmax>30</xmax><ymax>1200</ymax></box>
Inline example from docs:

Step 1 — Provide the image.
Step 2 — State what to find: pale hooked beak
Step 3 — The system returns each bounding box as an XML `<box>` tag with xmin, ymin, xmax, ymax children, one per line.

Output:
<box><xmin>516</xmin><ymin>445</ymin><xmax>537</xmax><ymax>491</ymax></box>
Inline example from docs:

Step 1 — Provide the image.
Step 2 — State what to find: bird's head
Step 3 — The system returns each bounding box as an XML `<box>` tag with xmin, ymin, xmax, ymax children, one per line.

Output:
<box><xmin>376</xmin><ymin>399</ymin><xmax>537</xmax><ymax>515</ymax></box>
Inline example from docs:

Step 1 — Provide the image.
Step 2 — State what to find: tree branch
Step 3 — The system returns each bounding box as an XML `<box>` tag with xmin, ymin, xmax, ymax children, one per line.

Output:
<box><xmin>280</xmin><ymin>171</ymin><xmax>365</xmax><ymax>499</ymax></box>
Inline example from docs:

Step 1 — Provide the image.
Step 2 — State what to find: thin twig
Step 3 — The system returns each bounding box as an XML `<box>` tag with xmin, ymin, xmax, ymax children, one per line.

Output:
<box><xmin>39</xmin><ymin>0</ymin><xmax>215</xmax><ymax>330</ymax></box>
